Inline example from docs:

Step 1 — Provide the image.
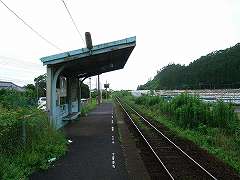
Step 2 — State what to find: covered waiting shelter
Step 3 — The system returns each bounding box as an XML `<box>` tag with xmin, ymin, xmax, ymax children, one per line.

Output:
<box><xmin>40</xmin><ymin>36</ymin><xmax>136</xmax><ymax>129</ymax></box>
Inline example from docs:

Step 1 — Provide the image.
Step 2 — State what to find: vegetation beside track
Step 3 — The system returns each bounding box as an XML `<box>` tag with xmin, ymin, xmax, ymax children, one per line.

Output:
<box><xmin>0</xmin><ymin>89</ymin><xmax>67</xmax><ymax>180</ymax></box>
<box><xmin>80</xmin><ymin>99</ymin><xmax>97</xmax><ymax>117</ymax></box>
<box><xmin>114</xmin><ymin>91</ymin><xmax>240</xmax><ymax>174</ymax></box>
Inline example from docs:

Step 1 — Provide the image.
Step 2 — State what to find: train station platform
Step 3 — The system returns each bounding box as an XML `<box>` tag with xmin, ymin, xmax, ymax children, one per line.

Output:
<box><xmin>30</xmin><ymin>102</ymin><xmax>128</xmax><ymax>180</ymax></box>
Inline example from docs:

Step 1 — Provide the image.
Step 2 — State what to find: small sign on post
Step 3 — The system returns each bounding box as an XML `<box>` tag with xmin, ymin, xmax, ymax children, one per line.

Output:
<box><xmin>104</xmin><ymin>83</ymin><xmax>109</xmax><ymax>89</ymax></box>
<box><xmin>104</xmin><ymin>83</ymin><xmax>110</xmax><ymax>100</ymax></box>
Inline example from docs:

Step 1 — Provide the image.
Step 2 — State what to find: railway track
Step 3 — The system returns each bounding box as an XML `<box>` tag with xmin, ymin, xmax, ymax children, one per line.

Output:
<box><xmin>116</xmin><ymin>97</ymin><xmax>217</xmax><ymax>180</ymax></box>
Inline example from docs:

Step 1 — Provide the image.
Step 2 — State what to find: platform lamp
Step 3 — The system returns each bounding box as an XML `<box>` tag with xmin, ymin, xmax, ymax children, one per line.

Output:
<box><xmin>85</xmin><ymin>32</ymin><xmax>93</xmax><ymax>50</ymax></box>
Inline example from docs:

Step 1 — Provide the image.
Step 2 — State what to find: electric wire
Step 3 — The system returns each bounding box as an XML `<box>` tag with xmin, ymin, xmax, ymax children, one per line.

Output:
<box><xmin>0</xmin><ymin>55</ymin><xmax>40</xmax><ymax>65</ymax></box>
<box><xmin>0</xmin><ymin>0</ymin><xmax>63</xmax><ymax>52</ymax></box>
<box><xmin>61</xmin><ymin>0</ymin><xmax>85</xmax><ymax>45</ymax></box>
<box><xmin>2</xmin><ymin>65</ymin><xmax>43</xmax><ymax>73</ymax></box>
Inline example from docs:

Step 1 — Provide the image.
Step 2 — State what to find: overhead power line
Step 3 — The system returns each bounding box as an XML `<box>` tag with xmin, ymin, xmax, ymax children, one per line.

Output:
<box><xmin>0</xmin><ymin>0</ymin><xmax>63</xmax><ymax>52</ymax></box>
<box><xmin>0</xmin><ymin>55</ymin><xmax>39</xmax><ymax>65</ymax></box>
<box><xmin>61</xmin><ymin>0</ymin><xmax>85</xmax><ymax>45</ymax></box>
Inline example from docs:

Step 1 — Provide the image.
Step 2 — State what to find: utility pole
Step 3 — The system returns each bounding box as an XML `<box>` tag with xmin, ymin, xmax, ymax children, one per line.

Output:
<box><xmin>97</xmin><ymin>75</ymin><xmax>101</xmax><ymax>105</ymax></box>
<box><xmin>106</xmin><ymin>82</ymin><xmax>107</xmax><ymax>100</ymax></box>
<box><xmin>106</xmin><ymin>80</ymin><xmax>107</xmax><ymax>100</ymax></box>
<box><xmin>36</xmin><ymin>80</ymin><xmax>38</xmax><ymax>104</ymax></box>
<box><xmin>85</xmin><ymin>32</ymin><xmax>94</xmax><ymax>104</ymax></box>
<box><xmin>89</xmin><ymin>77</ymin><xmax>92</xmax><ymax>102</ymax></box>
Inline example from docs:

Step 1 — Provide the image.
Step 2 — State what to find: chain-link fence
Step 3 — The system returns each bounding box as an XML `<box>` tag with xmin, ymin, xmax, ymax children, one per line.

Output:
<box><xmin>0</xmin><ymin>121</ymin><xmax>23</xmax><ymax>154</ymax></box>
<box><xmin>0</xmin><ymin>111</ymin><xmax>50</xmax><ymax>155</ymax></box>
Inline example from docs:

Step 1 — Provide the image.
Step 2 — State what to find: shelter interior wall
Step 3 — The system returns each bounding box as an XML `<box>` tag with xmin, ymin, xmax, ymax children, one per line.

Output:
<box><xmin>70</xmin><ymin>78</ymin><xmax>79</xmax><ymax>113</ymax></box>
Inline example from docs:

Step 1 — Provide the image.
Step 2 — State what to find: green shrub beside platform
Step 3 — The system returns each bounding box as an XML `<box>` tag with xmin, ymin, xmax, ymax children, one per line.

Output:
<box><xmin>0</xmin><ymin>90</ymin><xmax>67</xmax><ymax>180</ymax></box>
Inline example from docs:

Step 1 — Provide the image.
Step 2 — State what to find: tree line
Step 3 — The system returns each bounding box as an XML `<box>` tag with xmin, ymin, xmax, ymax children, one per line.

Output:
<box><xmin>138</xmin><ymin>43</ymin><xmax>240</xmax><ymax>90</ymax></box>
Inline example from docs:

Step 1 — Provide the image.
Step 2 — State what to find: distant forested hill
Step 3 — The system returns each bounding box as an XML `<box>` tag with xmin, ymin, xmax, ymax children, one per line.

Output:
<box><xmin>138</xmin><ymin>43</ymin><xmax>240</xmax><ymax>90</ymax></box>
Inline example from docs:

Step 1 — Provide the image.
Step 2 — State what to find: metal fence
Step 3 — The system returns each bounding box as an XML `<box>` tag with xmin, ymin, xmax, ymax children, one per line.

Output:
<box><xmin>0</xmin><ymin>113</ymin><xmax>50</xmax><ymax>155</ymax></box>
<box><xmin>0</xmin><ymin>121</ymin><xmax>23</xmax><ymax>154</ymax></box>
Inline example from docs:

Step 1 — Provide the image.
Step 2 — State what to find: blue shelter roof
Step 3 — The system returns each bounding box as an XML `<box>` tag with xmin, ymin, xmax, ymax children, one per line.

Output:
<box><xmin>40</xmin><ymin>36</ymin><xmax>136</xmax><ymax>78</ymax></box>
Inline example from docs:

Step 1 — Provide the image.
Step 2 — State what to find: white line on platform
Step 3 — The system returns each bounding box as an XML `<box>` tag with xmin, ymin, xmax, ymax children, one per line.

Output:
<box><xmin>112</xmin><ymin>152</ymin><xmax>116</xmax><ymax>169</ymax></box>
<box><xmin>112</xmin><ymin>119</ymin><xmax>114</xmax><ymax>124</ymax></box>
<box><xmin>112</xmin><ymin>127</ymin><xmax>114</xmax><ymax>132</ymax></box>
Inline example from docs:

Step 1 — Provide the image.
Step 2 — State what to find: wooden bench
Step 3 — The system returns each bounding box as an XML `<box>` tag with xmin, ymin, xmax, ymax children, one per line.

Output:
<box><xmin>62</xmin><ymin>112</ymin><xmax>80</xmax><ymax>121</ymax></box>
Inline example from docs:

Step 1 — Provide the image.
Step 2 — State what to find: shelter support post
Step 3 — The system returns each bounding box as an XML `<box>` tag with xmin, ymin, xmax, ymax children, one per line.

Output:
<box><xmin>46</xmin><ymin>66</ymin><xmax>53</xmax><ymax>125</ymax></box>
<box><xmin>77</xmin><ymin>79</ymin><xmax>81</xmax><ymax>112</ymax></box>
<box><xmin>46</xmin><ymin>65</ymin><xmax>64</xmax><ymax>128</ymax></box>
<box><xmin>67</xmin><ymin>77</ymin><xmax>72</xmax><ymax>114</ymax></box>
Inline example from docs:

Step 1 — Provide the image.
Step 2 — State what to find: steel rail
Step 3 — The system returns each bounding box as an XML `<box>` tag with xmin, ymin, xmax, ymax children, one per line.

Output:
<box><xmin>116</xmin><ymin>98</ymin><xmax>175</xmax><ymax>180</ymax></box>
<box><xmin>119</xmin><ymin>98</ymin><xmax>217</xmax><ymax>180</ymax></box>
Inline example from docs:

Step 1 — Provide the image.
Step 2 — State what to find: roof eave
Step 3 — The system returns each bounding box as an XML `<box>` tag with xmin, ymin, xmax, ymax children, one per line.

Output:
<box><xmin>40</xmin><ymin>36</ymin><xmax>136</xmax><ymax>66</ymax></box>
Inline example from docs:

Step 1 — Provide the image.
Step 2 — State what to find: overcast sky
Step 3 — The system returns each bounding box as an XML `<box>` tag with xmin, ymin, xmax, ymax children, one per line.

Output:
<box><xmin>1</xmin><ymin>0</ymin><xmax>240</xmax><ymax>90</ymax></box>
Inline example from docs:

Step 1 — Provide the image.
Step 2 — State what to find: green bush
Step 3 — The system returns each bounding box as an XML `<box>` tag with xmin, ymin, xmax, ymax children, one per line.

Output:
<box><xmin>0</xmin><ymin>89</ymin><xmax>36</xmax><ymax>109</ymax></box>
<box><xmin>211</xmin><ymin>101</ymin><xmax>238</xmax><ymax>133</ymax></box>
<box><xmin>133</xmin><ymin>93</ymin><xmax>239</xmax><ymax>133</ymax></box>
<box><xmin>0</xmin><ymin>156</ymin><xmax>25</xmax><ymax>180</ymax></box>
<box><xmin>0</xmin><ymin>105</ymin><xmax>67</xmax><ymax>179</ymax></box>
<box><xmin>135</xmin><ymin>95</ymin><xmax>164</xmax><ymax>107</ymax></box>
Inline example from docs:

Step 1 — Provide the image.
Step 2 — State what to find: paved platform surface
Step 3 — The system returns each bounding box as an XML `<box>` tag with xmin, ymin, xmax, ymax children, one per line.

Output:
<box><xmin>30</xmin><ymin>102</ymin><xmax>128</xmax><ymax>180</ymax></box>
